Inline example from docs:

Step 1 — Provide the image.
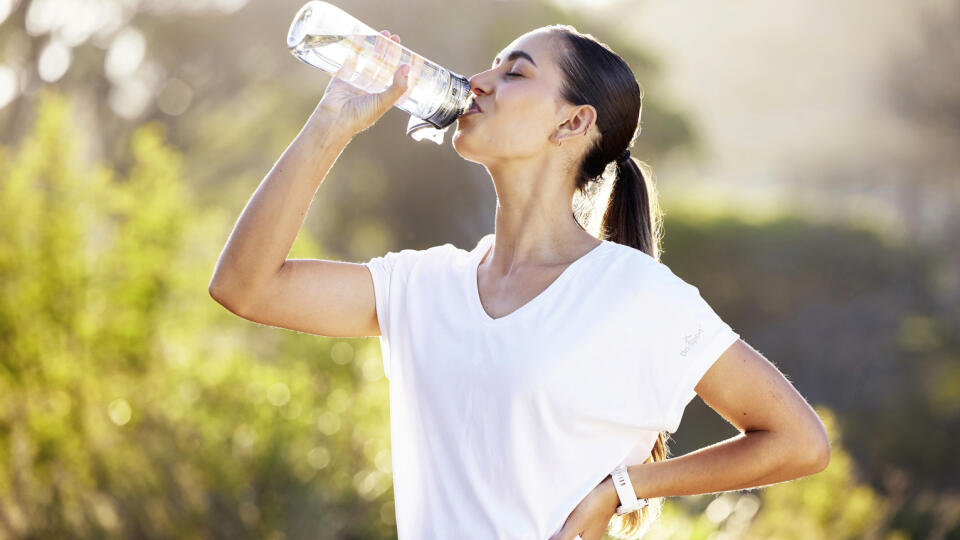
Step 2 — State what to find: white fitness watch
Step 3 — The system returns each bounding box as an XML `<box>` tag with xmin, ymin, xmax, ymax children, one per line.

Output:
<box><xmin>611</xmin><ymin>463</ymin><xmax>648</xmax><ymax>516</ymax></box>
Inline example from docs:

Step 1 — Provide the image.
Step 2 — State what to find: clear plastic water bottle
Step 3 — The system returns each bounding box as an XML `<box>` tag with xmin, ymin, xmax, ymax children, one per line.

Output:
<box><xmin>286</xmin><ymin>1</ymin><xmax>472</xmax><ymax>145</ymax></box>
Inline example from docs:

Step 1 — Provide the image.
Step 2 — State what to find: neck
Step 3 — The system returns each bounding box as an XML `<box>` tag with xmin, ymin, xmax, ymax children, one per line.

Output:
<box><xmin>481</xmin><ymin>155</ymin><xmax>598</xmax><ymax>271</ymax></box>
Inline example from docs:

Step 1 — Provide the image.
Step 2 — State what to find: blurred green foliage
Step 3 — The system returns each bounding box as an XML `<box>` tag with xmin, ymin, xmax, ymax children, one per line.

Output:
<box><xmin>639</xmin><ymin>407</ymin><xmax>911</xmax><ymax>540</ymax></box>
<box><xmin>0</xmin><ymin>90</ymin><xmax>394</xmax><ymax>538</ymax></box>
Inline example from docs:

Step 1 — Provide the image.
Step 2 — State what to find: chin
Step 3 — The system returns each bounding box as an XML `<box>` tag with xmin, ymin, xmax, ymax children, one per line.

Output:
<box><xmin>453</xmin><ymin>123</ymin><xmax>502</xmax><ymax>164</ymax></box>
<box><xmin>452</xmin><ymin>138</ymin><xmax>485</xmax><ymax>165</ymax></box>
<box><xmin>451</xmin><ymin>128</ymin><xmax>470</xmax><ymax>153</ymax></box>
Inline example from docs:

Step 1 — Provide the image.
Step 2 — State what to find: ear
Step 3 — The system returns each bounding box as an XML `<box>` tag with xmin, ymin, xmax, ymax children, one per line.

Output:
<box><xmin>555</xmin><ymin>104</ymin><xmax>597</xmax><ymax>145</ymax></box>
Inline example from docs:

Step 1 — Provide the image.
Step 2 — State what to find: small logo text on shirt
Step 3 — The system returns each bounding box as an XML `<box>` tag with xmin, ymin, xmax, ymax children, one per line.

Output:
<box><xmin>680</xmin><ymin>324</ymin><xmax>704</xmax><ymax>357</ymax></box>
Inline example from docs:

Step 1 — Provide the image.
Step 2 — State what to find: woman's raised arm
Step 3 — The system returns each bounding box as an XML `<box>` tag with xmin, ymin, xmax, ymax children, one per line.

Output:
<box><xmin>208</xmin><ymin>30</ymin><xmax>411</xmax><ymax>337</ymax></box>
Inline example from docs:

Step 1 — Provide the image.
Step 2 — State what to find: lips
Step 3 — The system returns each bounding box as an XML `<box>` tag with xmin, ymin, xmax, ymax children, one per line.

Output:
<box><xmin>458</xmin><ymin>98</ymin><xmax>483</xmax><ymax>121</ymax></box>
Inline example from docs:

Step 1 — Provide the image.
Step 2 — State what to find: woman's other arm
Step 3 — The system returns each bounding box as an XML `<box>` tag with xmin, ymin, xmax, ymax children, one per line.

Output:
<box><xmin>611</xmin><ymin>339</ymin><xmax>830</xmax><ymax>501</ymax></box>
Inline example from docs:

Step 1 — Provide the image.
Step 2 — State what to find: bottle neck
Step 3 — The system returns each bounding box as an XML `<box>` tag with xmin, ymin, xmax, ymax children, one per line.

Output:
<box><xmin>423</xmin><ymin>74</ymin><xmax>471</xmax><ymax>129</ymax></box>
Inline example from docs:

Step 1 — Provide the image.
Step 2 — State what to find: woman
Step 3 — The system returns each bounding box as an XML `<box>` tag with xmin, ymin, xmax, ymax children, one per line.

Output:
<box><xmin>209</xmin><ymin>25</ymin><xmax>831</xmax><ymax>540</ymax></box>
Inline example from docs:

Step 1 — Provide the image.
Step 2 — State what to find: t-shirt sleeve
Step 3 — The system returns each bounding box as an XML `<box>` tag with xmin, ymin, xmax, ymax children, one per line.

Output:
<box><xmin>638</xmin><ymin>264</ymin><xmax>741</xmax><ymax>434</ymax></box>
<box><xmin>361</xmin><ymin>247</ymin><xmax>425</xmax><ymax>380</ymax></box>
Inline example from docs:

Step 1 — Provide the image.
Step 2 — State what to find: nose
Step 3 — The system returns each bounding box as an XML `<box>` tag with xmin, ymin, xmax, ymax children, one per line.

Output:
<box><xmin>467</xmin><ymin>70</ymin><xmax>492</xmax><ymax>97</ymax></box>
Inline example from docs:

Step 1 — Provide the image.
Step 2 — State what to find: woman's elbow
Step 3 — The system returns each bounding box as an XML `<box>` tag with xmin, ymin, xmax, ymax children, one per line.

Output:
<box><xmin>800</xmin><ymin>418</ymin><xmax>831</xmax><ymax>474</ymax></box>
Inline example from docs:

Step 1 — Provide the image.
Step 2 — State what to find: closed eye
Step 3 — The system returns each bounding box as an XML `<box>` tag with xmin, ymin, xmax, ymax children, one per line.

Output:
<box><xmin>505</xmin><ymin>72</ymin><xmax>523</xmax><ymax>78</ymax></box>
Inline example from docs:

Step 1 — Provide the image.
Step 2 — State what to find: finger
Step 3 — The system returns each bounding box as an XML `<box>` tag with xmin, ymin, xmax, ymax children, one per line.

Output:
<box><xmin>391</xmin><ymin>64</ymin><xmax>410</xmax><ymax>93</ymax></box>
<box><xmin>334</xmin><ymin>51</ymin><xmax>357</xmax><ymax>81</ymax></box>
<box><xmin>374</xmin><ymin>64</ymin><xmax>410</xmax><ymax>111</ymax></box>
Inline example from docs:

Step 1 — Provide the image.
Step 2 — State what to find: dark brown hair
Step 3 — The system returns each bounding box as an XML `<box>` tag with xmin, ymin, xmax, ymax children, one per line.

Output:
<box><xmin>546</xmin><ymin>24</ymin><xmax>667</xmax><ymax>539</ymax></box>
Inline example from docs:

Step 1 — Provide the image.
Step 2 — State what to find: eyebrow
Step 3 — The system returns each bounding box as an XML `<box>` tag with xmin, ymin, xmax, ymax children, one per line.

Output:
<box><xmin>491</xmin><ymin>50</ymin><xmax>538</xmax><ymax>69</ymax></box>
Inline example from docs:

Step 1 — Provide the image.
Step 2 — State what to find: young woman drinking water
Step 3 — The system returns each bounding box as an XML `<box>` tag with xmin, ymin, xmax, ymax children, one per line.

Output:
<box><xmin>209</xmin><ymin>25</ymin><xmax>830</xmax><ymax>540</ymax></box>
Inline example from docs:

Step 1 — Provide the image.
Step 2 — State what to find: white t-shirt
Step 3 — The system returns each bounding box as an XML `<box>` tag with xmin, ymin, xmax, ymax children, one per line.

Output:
<box><xmin>362</xmin><ymin>233</ymin><xmax>739</xmax><ymax>540</ymax></box>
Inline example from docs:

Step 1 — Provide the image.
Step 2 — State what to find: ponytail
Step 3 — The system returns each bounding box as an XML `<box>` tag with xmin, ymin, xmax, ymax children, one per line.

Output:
<box><xmin>602</xmin><ymin>156</ymin><xmax>663</xmax><ymax>261</ymax></box>
<box><xmin>546</xmin><ymin>22</ymin><xmax>669</xmax><ymax>539</ymax></box>
<box><xmin>600</xmin><ymin>154</ymin><xmax>668</xmax><ymax>540</ymax></box>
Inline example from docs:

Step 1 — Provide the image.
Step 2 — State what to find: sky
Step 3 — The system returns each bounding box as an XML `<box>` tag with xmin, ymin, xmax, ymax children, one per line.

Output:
<box><xmin>558</xmin><ymin>0</ymin><xmax>951</xmax><ymax>228</ymax></box>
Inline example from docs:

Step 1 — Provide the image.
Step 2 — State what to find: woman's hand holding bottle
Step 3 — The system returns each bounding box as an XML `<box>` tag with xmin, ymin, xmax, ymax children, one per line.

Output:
<box><xmin>310</xmin><ymin>30</ymin><xmax>411</xmax><ymax>137</ymax></box>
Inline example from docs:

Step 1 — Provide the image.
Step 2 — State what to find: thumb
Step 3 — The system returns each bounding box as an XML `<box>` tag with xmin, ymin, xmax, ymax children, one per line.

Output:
<box><xmin>378</xmin><ymin>64</ymin><xmax>410</xmax><ymax>107</ymax></box>
<box><xmin>333</xmin><ymin>51</ymin><xmax>357</xmax><ymax>82</ymax></box>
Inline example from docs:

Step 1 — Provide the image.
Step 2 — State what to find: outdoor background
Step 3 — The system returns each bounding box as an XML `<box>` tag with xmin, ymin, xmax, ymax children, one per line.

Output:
<box><xmin>1</xmin><ymin>0</ymin><xmax>958</xmax><ymax>538</ymax></box>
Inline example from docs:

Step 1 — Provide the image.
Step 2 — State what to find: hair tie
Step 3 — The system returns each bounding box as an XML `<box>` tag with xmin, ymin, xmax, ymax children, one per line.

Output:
<box><xmin>615</xmin><ymin>149</ymin><xmax>631</xmax><ymax>165</ymax></box>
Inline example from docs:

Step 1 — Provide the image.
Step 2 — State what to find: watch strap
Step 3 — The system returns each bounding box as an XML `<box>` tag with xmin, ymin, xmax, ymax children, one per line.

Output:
<box><xmin>611</xmin><ymin>463</ymin><xmax>649</xmax><ymax>515</ymax></box>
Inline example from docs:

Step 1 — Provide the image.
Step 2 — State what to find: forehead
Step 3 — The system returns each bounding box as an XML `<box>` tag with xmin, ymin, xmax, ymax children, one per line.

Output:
<box><xmin>492</xmin><ymin>32</ymin><xmax>558</xmax><ymax>68</ymax></box>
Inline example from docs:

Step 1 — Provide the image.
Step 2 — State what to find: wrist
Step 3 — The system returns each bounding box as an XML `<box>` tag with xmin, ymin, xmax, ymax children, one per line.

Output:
<box><xmin>302</xmin><ymin>112</ymin><xmax>356</xmax><ymax>146</ymax></box>
<box><xmin>599</xmin><ymin>475</ymin><xmax>621</xmax><ymax>515</ymax></box>
<box><xmin>610</xmin><ymin>463</ymin><xmax>650</xmax><ymax>515</ymax></box>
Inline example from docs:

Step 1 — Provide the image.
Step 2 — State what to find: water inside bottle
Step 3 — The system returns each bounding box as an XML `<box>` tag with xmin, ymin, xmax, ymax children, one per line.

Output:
<box><xmin>289</xmin><ymin>30</ymin><xmax>468</xmax><ymax>144</ymax></box>
<box><xmin>291</xmin><ymin>31</ymin><xmax>433</xmax><ymax>110</ymax></box>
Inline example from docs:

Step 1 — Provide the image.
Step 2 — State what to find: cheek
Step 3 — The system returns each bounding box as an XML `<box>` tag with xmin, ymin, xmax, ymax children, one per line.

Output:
<box><xmin>457</xmin><ymin>117</ymin><xmax>545</xmax><ymax>156</ymax></box>
<box><xmin>488</xmin><ymin>93</ymin><xmax>555</xmax><ymax>144</ymax></box>
<box><xmin>454</xmin><ymin>86</ymin><xmax>556</xmax><ymax>155</ymax></box>
<box><xmin>500</xmin><ymin>85</ymin><xmax>553</xmax><ymax>119</ymax></box>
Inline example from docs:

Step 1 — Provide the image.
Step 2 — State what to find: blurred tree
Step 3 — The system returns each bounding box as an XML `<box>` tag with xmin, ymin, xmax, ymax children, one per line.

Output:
<box><xmin>626</xmin><ymin>407</ymin><xmax>907</xmax><ymax>540</ymax></box>
<box><xmin>880</xmin><ymin>1</ymin><xmax>960</xmax><ymax>247</ymax></box>
<box><xmin>0</xmin><ymin>89</ymin><xmax>395</xmax><ymax>539</ymax></box>
<box><xmin>740</xmin><ymin>407</ymin><xmax>893</xmax><ymax>539</ymax></box>
<box><xmin>785</xmin><ymin>1</ymin><xmax>960</xmax><ymax>262</ymax></box>
<box><xmin>656</xmin><ymin>204</ymin><xmax>960</xmax><ymax>537</ymax></box>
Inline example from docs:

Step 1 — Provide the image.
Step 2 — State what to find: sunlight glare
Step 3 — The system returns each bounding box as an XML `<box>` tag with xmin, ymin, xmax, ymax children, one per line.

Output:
<box><xmin>0</xmin><ymin>0</ymin><xmax>19</xmax><ymax>26</ymax></box>
<box><xmin>105</xmin><ymin>26</ymin><xmax>146</xmax><ymax>83</ymax></box>
<box><xmin>37</xmin><ymin>38</ymin><xmax>72</xmax><ymax>82</ymax></box>
<box><xmin>0</xmin><ymin>65</ymin><xmax>19</xmax><ymax>109</ymax></box>
<box><xmin>108</xmin><ymin>76</ymin><xmax>152</xmax><ymax>119</ymax></box>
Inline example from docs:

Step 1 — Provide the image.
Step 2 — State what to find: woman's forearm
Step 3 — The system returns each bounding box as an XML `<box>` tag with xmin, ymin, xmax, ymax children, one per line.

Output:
<box><xmin>600</xmin><ymin>429</ymin><xmax>828</xmax><ymax>508</ymax></box>
<box><xmin>209</xmin><ymin>110</ymin><xmax>354</xmax><ymax>310</ymax></box>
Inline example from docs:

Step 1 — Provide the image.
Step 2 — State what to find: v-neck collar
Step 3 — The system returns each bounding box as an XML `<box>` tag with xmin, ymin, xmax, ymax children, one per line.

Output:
<box><xmin>469</xmin><ymin>233</ymin><xmax>611</xmax><ymax>326</ymax></box>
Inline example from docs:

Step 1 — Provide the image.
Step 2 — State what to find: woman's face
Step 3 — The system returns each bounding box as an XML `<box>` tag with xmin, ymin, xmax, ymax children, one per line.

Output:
<box><xmin>452</xmin><ymin>31</ymin><xmax>572</xmax><ymax>165</ymax></box>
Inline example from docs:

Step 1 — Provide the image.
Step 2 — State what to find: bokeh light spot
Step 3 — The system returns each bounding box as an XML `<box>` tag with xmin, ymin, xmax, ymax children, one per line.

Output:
<box><xmin>266</xmin><ymin>382</ymin><xmax>290</xmax><ymax>407</ymax></box>
<box><xmin>105</xmin><ymin>26</ymin><xmax>145</xmax><ymax>83</ymax></box>
<box><xmin>307</xmin><ymin>446</ymin><xmax>330</xmax><ymax>469</ymax></box>
<box><xmin>157</xmin><ymin>77</ymin><xmax>193</xmax><ymax>116</ymax></box>
<box><xmin>331</xmin><ymin>341</ymin><xmax>355</xmax><ymax>365</ymax></box>
<box><xmin>108</xmin><ymin>398</ymin><xmax>132</xmax><ymax>426</ymax></box>
<box><xmin>37</xmin><ymin>38</ymin><xmax>71</xmax><ymax>82</ymax></box>
<box><xmin>0</xmin><ymin>65</ymin><xmax>19</xmax><ymax>109</ymax></box>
